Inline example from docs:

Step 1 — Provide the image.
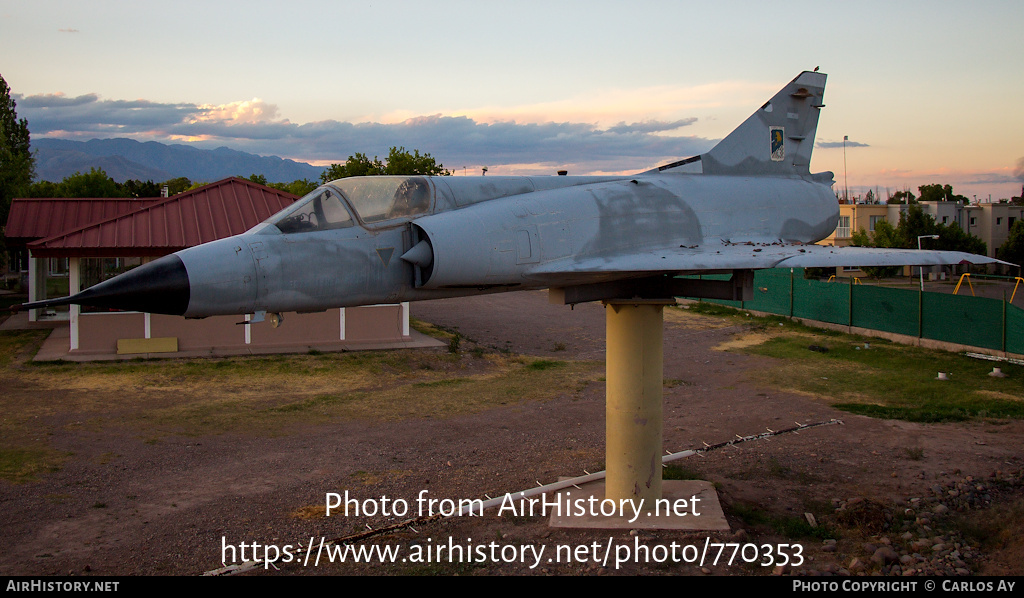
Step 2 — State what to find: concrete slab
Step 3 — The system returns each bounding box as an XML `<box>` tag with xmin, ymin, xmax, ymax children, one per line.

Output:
<box><xmin>0</xmin><ymin>311</ymin><xmax>65</xmax><ymax>331</ymax></box>
<box><xmin>549</xmin><ymin>479</ymin><xmax>729</xmax><ymax>531</ymax></box>
<box><xmin>5</xmin><ymin>305</ymin><xmax>446</xmax><ymax>361</ymax></box>
<box><xmin>29</xmin><ymin>325</ymin><xmax>445</xmax><ymax>362</ymax></box>
<box><xmin>33</xmin><ymin>325</ymin><xmax>71</xmax><ymax>361</ymax></box>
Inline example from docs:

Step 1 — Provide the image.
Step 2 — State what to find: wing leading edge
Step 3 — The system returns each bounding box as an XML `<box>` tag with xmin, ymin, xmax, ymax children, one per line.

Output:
<box><xmin>526</xmin><ymin>244</ymin><xmax>1011</xmax><ymax>286</ymax></box>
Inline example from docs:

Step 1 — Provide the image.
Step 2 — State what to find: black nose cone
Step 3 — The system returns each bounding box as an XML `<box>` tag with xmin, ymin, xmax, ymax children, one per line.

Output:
<box><xmin>20</xmin><ymin>254</ymin><xmax>191</xmax><ymax>316</ymax></box>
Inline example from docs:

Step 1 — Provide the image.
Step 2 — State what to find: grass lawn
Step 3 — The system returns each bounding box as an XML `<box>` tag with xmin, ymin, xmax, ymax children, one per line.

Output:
<box><xmin>682</xmin><ymin>302</ymin><xmax>1024</xmax><ymax>423</ymax></box>
<box><xmin>0</xmin><ymin>328</ymin><xmax>602</xmax><ymax>483</ymax></box>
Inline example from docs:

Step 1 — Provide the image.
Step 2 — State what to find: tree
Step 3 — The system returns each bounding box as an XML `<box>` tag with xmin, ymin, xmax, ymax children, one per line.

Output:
<box><xmin>268</xmin><ymin>179</ymin><xmax>318</xmax><ymax>197</ymax></box>
<box><xmin>850</xmin><ymin>206</ymin><xmax>987</xmax><ymax>278</ymax></box>
<box><xmin>0</xmin><ymin>73</ymin><xmax>35</xmax><ymax>261</ymax></box>
<box><xmin>860</xmin><ymin>220</ymin><xmax>902</xmax><ymax>249</ymax></box>
<box><xmin>30</xmin><ymin>168</ymin><xmax>128</xmax><ymax>198</ymax></box>
<box><xmin>319</xmin><ymin>147</ymin><xmax>450</xmax><ymax>183</ymax></box>
<box><xmin>918</xmin><ymin>183</ymin><xmax>968</xmax><ymax>204</ymax></box>
<box><xmin>27</xmin><ymin>180</ymin><xmax>60</xmax><ymax>198</ymax></box>
<box><xmin>851</xmin><ymin>221</ymin><xmax>902</xmax><ymax>278</ymax></box>
<box><xmin>898</xmin><ymin>205</ymin><xmax>985</xmax><ymax>256</ymax></box>
<box><xmin>320</xmin><ymin>153</ymin><xmax>385</xmax><ymax>181</ymax></box>
<box><xmin>245</xmin><ymin>174</ymin><xmax>318</xmax><ymax>197</ymax></box>
<box><xmin>57</xmin><ymin>168</ymin><xmax>127</xmax><ymax>198</ymax></box>
<box><xmin>162</xmin><ymin>177</ymin><xmax>193</xmax><ymax>196</ymax></box>
<box><xmin>935</xmin><ymin>220</ymin><xmax>986</xmax><ymax>256</ymax></box>
<box><xmin>887</xmin><ymin>189</ymin><xmax>916</xmax><ymax>205</ymax></box>
<box><xmin>122</xmin><ymin>179</ymin><xmax>161</xmax><ymax>198</ymax></box>
<box><xmin>382</xmin><ymin>146</ymin><xmax>450</xmax><ymax>176</ymax></box>
<box><xmin>998</xmin><ymin>220</ymin><xmax>1024</xmax><ymax>274</ymax></box>
<box><xmin>896</xmin><ymin>204</ymin><xmax>939</xmax><ymax>246</ymax></box>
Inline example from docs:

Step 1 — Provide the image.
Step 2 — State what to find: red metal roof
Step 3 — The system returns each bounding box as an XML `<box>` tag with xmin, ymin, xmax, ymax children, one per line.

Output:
<box><xmin>26</xmin><ymin>178</ymin><xmax>299</xmax><ymax>258</ymax></box>
<box><xmin>5</xmin><ymin>197</ymin><xmax>161</xmax><ymax>246</ymax></box>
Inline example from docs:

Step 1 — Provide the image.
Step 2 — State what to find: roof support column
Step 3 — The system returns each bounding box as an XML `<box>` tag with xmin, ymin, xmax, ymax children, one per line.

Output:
<box><xmin>27</xmin><ymin>255</ymin><xmax>42</xmax><ymax>322</ymax></box>
<box><xmin>69</xmin><ymin>257</ymin><xmax>80</xmax><ymax>352</ymax></box>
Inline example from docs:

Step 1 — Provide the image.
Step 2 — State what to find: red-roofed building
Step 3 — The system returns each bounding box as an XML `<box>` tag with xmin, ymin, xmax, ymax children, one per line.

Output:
<box><xmin>7</xmin><ymin>178</ymin><xmax>412</xmax><ymax>357</ymax></box>
<box><xmin>27</xmin><ymin>178</ymin><xmax>298</xmax><ymax>258</ymax></box>
<box><xmin>6</xmin><ymin>197</ymin><xmax>162</xmax><ymax>248</ymax></box>
<box><xmin>7</xmin><ymin>196</ymin><xmax>165</xmax><ymax>318</ymax></box>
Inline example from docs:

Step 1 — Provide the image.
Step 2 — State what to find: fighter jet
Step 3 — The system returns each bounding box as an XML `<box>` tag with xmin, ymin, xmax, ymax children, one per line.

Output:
<box><xmin>21</xmin><ymin>71</ymin><xmax>1006</xmax><ymax>319</ymax></box>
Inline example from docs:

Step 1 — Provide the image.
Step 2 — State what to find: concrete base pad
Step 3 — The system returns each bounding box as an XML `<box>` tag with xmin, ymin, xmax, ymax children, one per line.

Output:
<box><xmin>549</xmin><ymin>479</ymin><xmax>729</xmax><ymax>531</ymax></box>
<box><xmin>15</xmin><ymin>318</ymin><xmax>444</xmax><ymax>362</ymax></box>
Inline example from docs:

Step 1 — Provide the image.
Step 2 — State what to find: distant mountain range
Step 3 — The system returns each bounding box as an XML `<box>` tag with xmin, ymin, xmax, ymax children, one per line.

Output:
<box><xmin>32</xmin><ymin>138</ymin><xmax>327</xmax><ymax>184</ymax></box>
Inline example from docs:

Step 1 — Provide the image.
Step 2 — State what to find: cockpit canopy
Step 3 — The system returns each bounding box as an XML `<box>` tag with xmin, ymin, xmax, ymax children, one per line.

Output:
<box><xmin>269</xmin><ymin>176</ymin><xmax>432</xmax><ymax>233</ymax></box>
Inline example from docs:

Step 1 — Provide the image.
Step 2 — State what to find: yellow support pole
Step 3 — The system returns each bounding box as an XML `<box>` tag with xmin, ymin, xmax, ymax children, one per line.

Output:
<box><xmin>953</xmin><ymin>273</ymin><xmax>975</xmax><ymax>296</ymax></box>
<box><xmin>604</xmin><ymin>301</ymin><xmax>668</xmax><ymax>512</ymax></box>
<box><xmin>1011</xmin><ymin>277</ymin><xmax>1023</xmax><ymax>304</ymax></box>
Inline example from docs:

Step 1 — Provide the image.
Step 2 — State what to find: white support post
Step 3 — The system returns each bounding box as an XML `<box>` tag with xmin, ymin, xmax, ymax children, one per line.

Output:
<box><xmin>69</xmin><ymin>258</ymin><xmax>81</xmax><ymax>351</ymax></box>
<box><xmin>339</xmin><ymin>308</ymin><xmax>346</xmax><ymax>340</ymax></box>
<box><xmin>401</xmin><ymin>302</ymin><xmax>410</xmax><ymax>337</ymax></box>
<box><xmin>28</xmin><ymin>255</ymin><xmax>41</xmax><ymax>322</ymax></box>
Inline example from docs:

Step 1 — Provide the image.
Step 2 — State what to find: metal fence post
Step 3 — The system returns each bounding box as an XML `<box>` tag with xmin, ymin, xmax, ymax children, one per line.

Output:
<box><xmin>1004</xmin><ymin>291</ymin><xmax>1008</xmax><ymax>353</ymax></box>
<box><xmin>789</xmin><ymin>268</ymin><xmax>794</xmax><ymax>318</ymax></box>
<box><xmin>848</xmin><ymin>277</ymin><xmax>854</xmax><ymax>328</ymax></box>
<box><xmin>918</xmin><ymin>287</ymin><xmax>924</xmax><ymax>339</ymax></box>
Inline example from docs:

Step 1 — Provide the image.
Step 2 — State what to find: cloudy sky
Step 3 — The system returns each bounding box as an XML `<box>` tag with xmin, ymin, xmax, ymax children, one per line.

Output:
<box><xmin>2</xmin><ymin>0</ymin><xmax>1022</xmax><ymax>200</ymax></box>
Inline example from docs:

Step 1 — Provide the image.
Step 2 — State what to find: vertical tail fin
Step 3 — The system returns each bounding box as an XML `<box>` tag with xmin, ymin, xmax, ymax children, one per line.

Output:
<box><xmin>659</xmin><ymin>71</ymin><xmax>827</xmax><ymax>177</ymax></box>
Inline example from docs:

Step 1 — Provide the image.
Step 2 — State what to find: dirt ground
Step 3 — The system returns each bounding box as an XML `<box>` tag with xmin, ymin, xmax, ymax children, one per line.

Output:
<box><xmin>2</xmin><ymin>290</ymin><xmax>1023</xmax><ymax>577</ymax></box>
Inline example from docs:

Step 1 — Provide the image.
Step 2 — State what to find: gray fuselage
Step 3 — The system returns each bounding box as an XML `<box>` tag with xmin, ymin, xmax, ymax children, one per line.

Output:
<box><xmin>175</xmin><ymin>173</ymin><xmax>837</xmax><ymax>318</ymax></box>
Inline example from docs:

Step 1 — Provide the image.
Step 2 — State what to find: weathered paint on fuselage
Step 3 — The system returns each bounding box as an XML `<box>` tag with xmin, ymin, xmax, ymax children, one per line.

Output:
<box><xmin>174</xmin><ymin>172</ymin><xmax>837</xmax><ymax>317</ymax></box>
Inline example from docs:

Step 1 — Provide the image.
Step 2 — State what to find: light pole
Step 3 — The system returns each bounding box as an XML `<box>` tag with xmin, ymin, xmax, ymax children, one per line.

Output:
<box><xmin>843</xmin><ymin>135</ymin><xmax>849</xmax><ymax>202</ymax></box>
<box><xmin>918</xmin><ymin>234</ymin><xmax>940</xmax><ymax>292</ymax></box>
